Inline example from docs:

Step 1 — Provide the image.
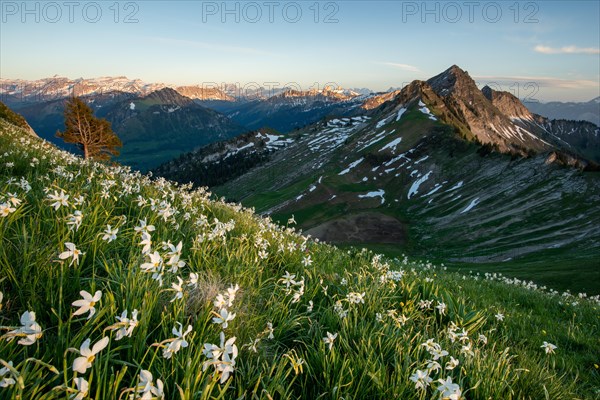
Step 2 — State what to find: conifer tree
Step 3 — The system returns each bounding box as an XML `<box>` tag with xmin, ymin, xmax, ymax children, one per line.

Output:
<box><xmin>57</xmin><ymin>97</ymin><xmax>122</xmax><ymax>160</ymax></box>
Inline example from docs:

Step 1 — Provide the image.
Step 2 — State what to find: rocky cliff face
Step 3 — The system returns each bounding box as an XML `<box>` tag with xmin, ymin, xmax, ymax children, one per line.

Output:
<box><xmin>173</xmin><ymin>86</ymin><xmax>234</xmax><ymax>101</ymax></box>
<box><xmin>481</xmin><ymin>85</ymin><xmax>534</xmax><ymax>120</ymax></box>
<box><xmin>361</xmin><ymin>90</ymin><xmax>402</xmax><ymax>110</ymax></box>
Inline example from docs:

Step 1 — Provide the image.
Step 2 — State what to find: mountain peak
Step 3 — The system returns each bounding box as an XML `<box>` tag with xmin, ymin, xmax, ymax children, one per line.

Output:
<box><xmin>447</xmin><ymin>64</ymin><xmax>468</xmax><ymax>74</ymax></box>
<box><xmin>426</xmin><ymin>65</ymin><xmax>475</xmax><ymax>97</ymax></box>
<box><xmin>143</xmin><ymin>87</ymin><xmax>193</xmax><ymax>106</ymax></box>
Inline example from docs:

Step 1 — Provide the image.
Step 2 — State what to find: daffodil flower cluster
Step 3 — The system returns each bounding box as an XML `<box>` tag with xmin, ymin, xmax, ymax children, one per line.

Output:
<box><xmin>202</xmin><ymin>285</ymin><xmax>240</xmax><ymax>383</ymax></box>
<box><xmin>279</xmin><ymin>271</ymin><xmax>305</xmax><ymax>303</ymax></box>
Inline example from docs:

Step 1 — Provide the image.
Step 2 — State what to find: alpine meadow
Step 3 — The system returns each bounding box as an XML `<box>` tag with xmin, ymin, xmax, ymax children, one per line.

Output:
<box><xmin>1</xmin><ymin>1</ymin><xmax>600</xmax><ymax>399</ymax></box>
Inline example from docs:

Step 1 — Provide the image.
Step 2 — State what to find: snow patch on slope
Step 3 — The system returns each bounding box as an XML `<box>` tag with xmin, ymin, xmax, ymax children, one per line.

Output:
<box><xmin>359</xmin><ymin>189</ymin><xmax>385</xmax><ymax>205</ymax></box>
<box><xmin>460</xmin><ymin>198</ymin><xmax>480</xmax><ymax>213</ymax></box>
<box><xmin>408</xmin><ymin>171</ymin><xmax>432</xmax><ymax>199</ymax></box>
<box><xmin>418</xmin><ymin>101</ymin><xmax>437</xmax><ymax>121</ymax></box>
<box><xmin>379</xmin><ymin>137</ymin><xmax>402</xmax><ymax>152</ymax></box>
<box><xmin>396</xmin><ymin>107</ymin><xmax>407</xmax><ymax>121</ymax></box>
<box><xmin>339</xmin><ymin>158</ymin><xmax>364</xmax><ymax>175</ymax></box>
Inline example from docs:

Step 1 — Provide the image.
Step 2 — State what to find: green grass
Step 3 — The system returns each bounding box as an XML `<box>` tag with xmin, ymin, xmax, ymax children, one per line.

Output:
<box><xmin>0</xmin><ymin>119</ymin><xmax>599</xmax><ymax>399</ymax></box>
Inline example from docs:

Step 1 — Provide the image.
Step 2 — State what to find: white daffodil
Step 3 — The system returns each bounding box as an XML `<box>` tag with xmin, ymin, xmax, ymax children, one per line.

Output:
<box><xmin>140</xmin><ymin>252</ymin><xmax>162</xmax><ymax>273</ymax></box>
<box><xmin>102</xmin><ymin>225</ymin><xmax>118</xmax><ymax>242</ymax></box>
<box><xmin>218</xmin><ymin>349</ymin><xmax>237</xmax><ymax>384</ymax></box>
<box><xmin>212</xmin><ymin>308</ymin><xmax>236</xmax><ymax>329</ymax></box>
<box><xmin>188</xmin><ymin>272</ymin><xmax>198</xmax><ymax>289</ymax></box>
<box><xmin>301</xmin><ymin>255</ymin><xmax>312</xmax><ymax>267</ymax></box>
<box><xmin>107</xmin><ymin>309</ymin><xmax>139</xmax><ymax>340</ymax></box>
<box><xmin>18</xmin><ymin>311</ymin><xmax>43</xmax><ymax>345</ymax></box>
<box><xmin>409</xmin><ymin>369</ymin><xmax>432</xmax><ymax>390</ymax></box>
<box><xmin>170</xmin><ymin>277</ymin><xmax>184</xmax><ymax>302</ymax></box>
<box><xmin>66</xmin><ymin>211</ymin><xmax>83</xmax><ymax>231</ymax></box>
<box><xmin>214</xmin><ymin>285</ymin><xmax>239</xmax><ymax>310</ymax></box>
<box><xmin>445</xmin><ymin>356</ymin><xmax>459</xmax><ymax>370</ymax></box>
<box><xmin>162</xmin><ymin>323</ymin><xmax>192</xmax><ymax>359</ymax></box>
<box><xmin>426</xmin><ymin>360</ymin><xmax>442</xmax><ymax>373</ymax></box>
<box><xmin>436</xmin><ymin>376</ymin><xmax>462</xmax><ymax>399</ymax></box>
<box><xmin>166</xmin><ymin>254</ymin><xmax>185</xmax><ymax>273</ymax></box>
<box><xmin>73</xmin><ymin>337</ymin><xmax>109</xmax><ymax>374</ymax></box>
<box><xmin>202</xmin><ymin>332</ymin><xmax>238</xmax><ymax>384</ymax></box>
<box><xmin>73</xmin><ymin>195</ymin><xmax>85</xmax><ymax>206</ymax></box>
<box><xmin>166</xmin><ymin>241</ymin><xmax>182</xmax><ymax>256</ymax></box>
<box><xmin>136</xmin><ymin>196</ymin><xmax>148</xmax><ymax>207</ymax></box>
<box><xmin>134</xmin><ymin>219</ymin><xmax>155</xmax><ymax>234</ymax></box>
<box><xmin>280</xmin><ymin>271</ymin><xmax>297</xmax><ymax>290</ymax></box>
<box><xmin>0</xmin><ymin>202</ymin><xmax>16</xmax><ymax>217</ymax></box>
<box><xmin>266</xmin><ymin>322</ymin><xmax>275</xmax><ymax>339</ymax></box>
<box><xmin>247</xmin><ymin>338</ymin><xmax>260</xmax><ymax>353</ymax></box>
<box><xmin>152</xmin><ymin>378</ymin><xmax>164</xmax><ymax>399</ymax></box>
<box><xmin>59</xmin><ymin>243</ymin><xmax>84</xmax><ymax>266</ymax></box>
<box><xmin>436</xmin><ymin>301</ymin><xmax>447</xmax><ymax>316</ymax></box>
<box><xmin>458</xmin><ymin>329</ymin><xmax>470</xmax><ymax>343</ymax></box>
<box><xmin>213</xmin><ymin>294</ymin><xmax>228</xmax><ymax>310</ymax></box>
<box><xmin>166</xmin><ymin>242</ymin><xmax>185</xmax><ymax>273</ymax></box>
<box><xmin>291</xmin><ymin>286</ymin><xmax>304</xmax><ymax>303</ymax></box>
<box><xmin>47</xmin><ymin>190</ymin><xmax>69</xmax><ymax>210</ymax></box>
<box><xmin>421</xmin><ymin>339</ymin><xmax>438</xmax><ymax>352</ymax></box>
<box><xmin>135</xmin><ymin>370</ymin><xmax>164</xmax><ymax>399</ymax></box>
<box><xmin>139</xmin><ymin>232</ymin><xmax>152</xmax><ymax>254</ymax></box>
<box><xmin>72</xmin><ymin>290</ymin><xmax>102</xmax><ymax>319</ymax></box>
<box><xmin>418</xmin><ymin>299</ymin><xmax>433</xmax><ymax>310</ymax></box>
<box><xmin>152</xmin><ymin>269</ymin><xmax>164</xmax><ymax>287</ymax></box>
<box><xmin>477</xmin><ymin>335</ymin><xmax>487</xmax><ymax>344</ymax></box>
<box><xmin>430</xmin><ymin>347</ymin><xmax>449</xmax><ymax>360</ymax></box>
<box><xmin>157</xmin><ymin>202</ymin><xmax>174</xmax><ymax>221</ymax></box>
<box><xmin>136</xmin><ymin>369</ymin><xmax>154</xmax><ymax>397</ymax></box>
<box><xmin>541</xmin><ymin>341</ymin><xmax>557</xmax><ymax>354</ymax></box>
<box><xmin>5</xmin><ymin>193</ymin><xmax>21</xmax><ymax>207</ymax></box>
<box><xmin>0</xmin><ymin>361</ymin><xmax>17</xmax><ymax>387</ymax></box>
<box><xmin>334</xmin><ymin>301</ymin><xmax>348</xmax><ymax>319</ymax></box>
<box><xmin>3</xmin><ymin>311</ymin><xmax>43</xmax><ymax>346</ymax></box>
<box><xmin>226</xmin><ymin>284</ymin><xmax>240</xmax><ymax>305</ymax></box>
<box><xmin>71</xmin><ymin>377</ymin><xmax>89</xmax><ymax>400</ymax></box>
<box><xmin>323</xmin><ymin>332</ymin><xmax>338</xmax><ymax>351</ymax></box>
<box><xmin>460</xmin><ymin>342</ymin><xmax>474</xmax><ymax>357</ymax></box>
<box><xmin>346</xmin><ymin>292</ymin><xmax>366</xmax><ymax>304</ymax></box>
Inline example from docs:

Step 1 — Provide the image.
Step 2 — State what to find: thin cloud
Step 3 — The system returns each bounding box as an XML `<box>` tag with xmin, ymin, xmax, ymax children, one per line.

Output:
<box><xmin>378</xmin><ymin>62</ymin><xmax>421</xmax><ymax>72</ymax></box>
<box><xmin>474</xmin><ymin>75</ymin><xmax>598</xmax><ymax>90</ymax></box>
<box><xmin>534</xmin><ymin>45</ymin><xmax>600</xmax><ymax>55</ymax></box>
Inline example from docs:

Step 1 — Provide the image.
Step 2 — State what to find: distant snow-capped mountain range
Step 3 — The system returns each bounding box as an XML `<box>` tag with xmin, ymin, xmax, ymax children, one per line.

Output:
<box><xmin>2</xmin><ymin>75</ymin><xmax>597</xmax><ymax>126</ymax></box>
<box><xmin>0</xmin><ymin>76</ymin><xmax>371</xmax><ymax>103</ymax></box>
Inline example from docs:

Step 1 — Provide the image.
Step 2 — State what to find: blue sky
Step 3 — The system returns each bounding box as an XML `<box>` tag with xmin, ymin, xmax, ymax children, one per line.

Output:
<box><xmin>1</xmin><ymin>0</ymin><xmax>599</xmax><ymax>101</ymax></box>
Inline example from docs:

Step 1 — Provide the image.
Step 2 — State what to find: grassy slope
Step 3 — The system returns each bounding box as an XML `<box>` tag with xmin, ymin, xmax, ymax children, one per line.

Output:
<box><xmin>215</xmin><ymin>107</ymin><xmax>600</xmax><ymax>296</ymax></box>
<box><xmin>0</xmin><ymin>120</ymin><xmax>599</xmax><ymax>399</ymax></box>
